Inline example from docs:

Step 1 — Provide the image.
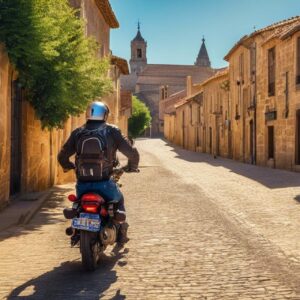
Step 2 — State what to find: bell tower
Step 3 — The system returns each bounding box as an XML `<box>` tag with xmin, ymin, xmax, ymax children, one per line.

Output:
<box><xmin>130</xmin><ymin>22</ymin><xmax>147</xmax><ymax>74</ymax></box>
<box><xmin>195</xmin><ymin>37</ymin><xmax>211</xmax><ymax>67</ymax></box>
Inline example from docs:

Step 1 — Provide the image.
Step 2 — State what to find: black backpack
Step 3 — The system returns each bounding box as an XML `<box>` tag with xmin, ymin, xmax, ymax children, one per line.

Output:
<box><xmin>75</xmin><ymin>125</ymin><xmax>108</xmax><ymax>182</ymax></box>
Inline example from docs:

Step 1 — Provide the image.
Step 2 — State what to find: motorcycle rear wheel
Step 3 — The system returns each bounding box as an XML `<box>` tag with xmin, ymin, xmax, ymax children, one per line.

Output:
<box><xmin>80</xmin><ymin>231</ymin><xmax>99</xmax><ymax>271</ymax></box>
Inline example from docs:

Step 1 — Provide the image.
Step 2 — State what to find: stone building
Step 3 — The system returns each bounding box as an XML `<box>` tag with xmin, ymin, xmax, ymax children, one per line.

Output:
<box><xmin>224</xmin><ymin>16</ymin><xmax>300</xmax><ymax>170</ymax></box>
<box><xmin>163</xmin><ymin>16</ymin><xmax>300</xmax><ymax>173</ymax></box>
<box><xmin>0</xmin><ymin>0</ymin><xmax>129</xmax><ymax>208</ymax></box>
<box><xmin>121</xmin><ymin>27</ymin><xmax>215</xmax><ymax>135</ymax></box>
<box><xmin>165</xmin><ymin>69</ymin><xmax>229</xmax><ymax>155</ymax></box>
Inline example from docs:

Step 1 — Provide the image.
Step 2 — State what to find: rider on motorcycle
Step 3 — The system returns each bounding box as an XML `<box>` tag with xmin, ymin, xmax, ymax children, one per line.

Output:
<box><xmin>57</xmin><ymin>101</ymin><xmax>139</xmax><ymax>245</ymax></box>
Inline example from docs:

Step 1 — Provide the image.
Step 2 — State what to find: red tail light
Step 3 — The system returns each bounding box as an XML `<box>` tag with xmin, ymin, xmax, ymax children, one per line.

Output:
<box><xmin>82</xmin><ymin>204</ymin><xmax>99</xmax><ymax>213</ymax></box>
<box><xmin>81</xmin><ymin>193</ymin><xmax>104</xmax><ymax>213</ymax></box>
<box><xmin>68</xmin><ymin>194</ymin><xmax>77</xmax><ymax>202</ymax></box>
<box><xmin>81</xmin><ymin>193</ymin><xmax>104</xmax><ymax>203</ymax></box>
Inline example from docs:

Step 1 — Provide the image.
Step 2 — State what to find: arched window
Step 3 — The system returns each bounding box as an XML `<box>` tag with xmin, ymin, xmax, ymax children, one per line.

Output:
<box><xmin>137</xmin><ymin>48</ymin><xmax>142</xmax><ymax>58</ymax></box>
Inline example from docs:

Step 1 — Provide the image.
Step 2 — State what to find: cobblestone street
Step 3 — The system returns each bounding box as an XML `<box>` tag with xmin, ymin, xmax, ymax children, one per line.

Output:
<box><xmin>0</xmin><ymin>138</ymin><xmax>299</xmax><ymax>299</ymax></box>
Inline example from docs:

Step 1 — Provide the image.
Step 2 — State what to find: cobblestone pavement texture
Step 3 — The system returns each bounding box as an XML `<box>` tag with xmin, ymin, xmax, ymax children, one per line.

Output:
<box><xmin>0</xmin><ymin>138</ymin><xmax>299</xmax><ymax>299</ymax></box>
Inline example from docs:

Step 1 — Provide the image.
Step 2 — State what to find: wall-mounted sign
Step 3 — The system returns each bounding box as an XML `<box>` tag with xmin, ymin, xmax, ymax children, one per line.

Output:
<box><xmin>265</xmin><ymin>110</ymin><xmax>277</xmax><ymax>121</ymax></box>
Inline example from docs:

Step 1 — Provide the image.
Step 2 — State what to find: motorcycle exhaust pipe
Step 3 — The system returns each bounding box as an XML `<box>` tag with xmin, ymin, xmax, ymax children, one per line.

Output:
<box><xmin>65</xmin><ymin>226</ymin><xmax>74</xmax><ymax>236</ymax></box>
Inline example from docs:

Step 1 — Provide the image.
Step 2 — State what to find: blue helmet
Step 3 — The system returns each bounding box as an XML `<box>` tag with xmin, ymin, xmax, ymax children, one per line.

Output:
<box><xmin>86</xmin><ymin>101</ymin><xmax>109</xmax><ymax>121</ymax></box>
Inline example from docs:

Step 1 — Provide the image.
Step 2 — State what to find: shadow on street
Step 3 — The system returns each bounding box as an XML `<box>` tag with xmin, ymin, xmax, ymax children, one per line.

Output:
<box><xmin>0</xmin><ymin>186</ymin><xmax>73</xmax><ymax>242</ymax></box>
<box><xmin>161</xmin><ymin>139</ymin><xmax>300</xmax><ymax>189</ymax></box>
<box><xmin>294</xmin><ymin>195</ymin><xmax>300</xmax><ymax>204</ymax></box>
<box><xmin>7</xmin><ymin>245</ymin><xmax>128</xmax><ymax>300</ymax></box>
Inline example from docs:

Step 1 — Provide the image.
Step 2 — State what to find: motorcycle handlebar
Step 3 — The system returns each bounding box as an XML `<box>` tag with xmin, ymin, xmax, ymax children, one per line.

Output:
<box><xmin>63</xmin><ymin>166</ymin><xmax>139</xmax><ymax>175</ymax></box>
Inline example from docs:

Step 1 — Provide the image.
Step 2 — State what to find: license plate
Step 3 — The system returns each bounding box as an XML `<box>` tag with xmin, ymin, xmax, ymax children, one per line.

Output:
<box><xmin>72</xmin><ymin>213</ymin><xmax>101</xmax><ymax>232</ymax></box>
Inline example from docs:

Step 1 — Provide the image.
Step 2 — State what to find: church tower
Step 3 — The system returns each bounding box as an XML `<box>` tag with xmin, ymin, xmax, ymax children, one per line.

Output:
<box><xmin>130</xmin><ymin>22</ymin><xmax>147</xmax><ymax>74</ymax></box>
<box><xmin>195</xmin><ymin>37</ymin><xmax>211</xmax><ymax>67</ymax></box>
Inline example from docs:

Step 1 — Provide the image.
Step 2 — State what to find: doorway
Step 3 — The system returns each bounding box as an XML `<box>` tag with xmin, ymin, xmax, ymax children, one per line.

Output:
<box><xmin>209</xmin><ymin>127</ymin><xmax>212</xmax><ymax>154</ymax></box>
<box><xmin>268</xmin><ymin>126</ymin><xmax>275</xmax><ymax>160</ymax></box>
<box><xmin>10</xmin><ymin>80</ymin><xmax>23</xmax><ymax>196</ymax></box>
<box><xmin>296</xmin><ymin>110</ymin><xmax>300</xmax><ymax>164</ymax></box>
<box><xmin>250</xmin><ymin>120</ymin><xmax>254</xmax><ymax>164</ymax></box>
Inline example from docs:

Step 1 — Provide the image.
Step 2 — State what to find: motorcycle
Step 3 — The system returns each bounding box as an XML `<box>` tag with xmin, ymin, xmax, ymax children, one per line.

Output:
<box><xmin>63</xmin><ymin>167</ymin><xmax>128</xmax><ymax>271</ymax></box>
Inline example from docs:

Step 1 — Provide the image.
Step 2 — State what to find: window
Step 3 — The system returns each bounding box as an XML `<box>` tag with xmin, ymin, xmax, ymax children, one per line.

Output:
<box><xmin>137</xmin><ymin>48</ymin><xmax>142</xmax><ymax>58</ymax></box>
<box><xmin>196</xmin><ymin>127</ymin><xmax>201</xmax><ymax>147</ymax></box>
<box><xmin>250</xmin><ymin>43</ymin><xmax>256</xmax><ymax>80</ymax></box>
<box><xmin>164</xmin><ymin>86</ymin><xmax>168</xmax><ymax>98</ymax></box>
<box><xmin>268</xmin><ymin>47</ymin><xmax>276</xmax><ymax>96</ymax></box>
<box><xmin>268</xmin><ymin>126</ymin><xmax>275</xmax><ymax>159</ymax></box>
<box><xmin>235</xmin><ymin>104</ymin><xmax>239</xmax><ymax>119</ymax></box>
<box><xmin>197</xmin><ymin>105</ymin><xmax>201</xmax><ymax>123</ymax></box>
<box><xmin>296</xmin><ymin>37</ymin><xmax>300</xmax><ymax>85</ymax></box>
<box><xmin>239</xmin><ymin>53</ymin><xmax>244</xmax><ymax>83</ymax></box>
<box><xmin>161</xmin><ymin>88</ymin><xmax>165</xmax><ymax>100</ymax></box>
<box><xmin>160</xmin><ymin>86</ymin><xmax>168</xmax><ymax>100</ymax></box>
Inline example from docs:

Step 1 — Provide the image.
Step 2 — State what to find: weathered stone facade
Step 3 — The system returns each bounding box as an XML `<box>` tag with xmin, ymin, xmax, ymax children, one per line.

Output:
<box><xmin>0</xmin><ymin>45</ymin><xmax>12</xmax><ymax>209</ymax></box>
<box><xmin>121</xmin><ymin>28</ymin><xmax>215</xmax><ymax>135</ymax></box>
<box><xmin>163</xmin><ymin>16</ymin><xmax>300</xmax><ymax>172</ymax></box>
<box><xmin>225</xmin><ymin>16</ymin><xmax>300</xmax><ymax>170</ymax></box>
<box><xmin>169</xmin><ymin>70</ymin><xmax>229</xmax><ymax>155</ymax></box>
<box><xmin>0</xmin><ymin>0</ymin><xmax>130</xmax><ymax>208</ymax></box>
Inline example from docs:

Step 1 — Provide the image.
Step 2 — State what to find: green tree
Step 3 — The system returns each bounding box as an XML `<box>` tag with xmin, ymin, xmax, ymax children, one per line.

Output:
<box><xmin>128</xmin><ymin>96</ymin><xmax>152</xmax><ymax>138</ymax></box>
<box><xmin>0</xmin><ymin>0</ymin><xmax>112</xmax><ymax>128</ymax></box>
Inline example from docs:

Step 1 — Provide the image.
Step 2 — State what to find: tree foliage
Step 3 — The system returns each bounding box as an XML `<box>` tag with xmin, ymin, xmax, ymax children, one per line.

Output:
<box><xmin>128</xmin><ymin>96</ymin><xmax>152</xmax><ymax>138</ymax></box>
<box><xmin>0</xmin><ymin>0</ymin><xmax>112</xmax><ymax>128</ymax></box>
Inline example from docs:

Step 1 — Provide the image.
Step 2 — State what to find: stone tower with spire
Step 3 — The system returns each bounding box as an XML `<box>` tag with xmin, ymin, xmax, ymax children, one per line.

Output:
<box><xmin>130</xmin><ymin>22</ymin><xmax>147</xmax><ymax>74</ymax></box>
<box><xmin>121</xmin><ymin>28</ymin><xmax>215</xmax><ymax>135</ymax></box>
<box><xmin>195</xmin><ymin>37</ymin><xmax>211</xmax><ymax>67</ymax></box>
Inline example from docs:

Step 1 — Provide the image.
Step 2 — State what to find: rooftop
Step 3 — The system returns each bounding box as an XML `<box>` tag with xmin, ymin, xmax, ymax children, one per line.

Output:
<box><xmin>111</xmin><ymin>55</ymin><xmax>129</xmax><ymax>75</ymax></box>
<box><xmin>224</xmin><ymin>16</ymin><xmax>300</xmax><ymax>60</ymax></box>
<box><xmin>95</xmin><ymin>0</ymin><xmax>119</xmax><ymax>28</ymax></box>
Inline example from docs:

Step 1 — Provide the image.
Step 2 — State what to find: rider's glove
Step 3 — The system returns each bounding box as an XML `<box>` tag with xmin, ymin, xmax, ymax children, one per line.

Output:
<box><xmin>63</xmin><ymin>163</ymin><xmax>75</xmax><ymax>173</ymax></box>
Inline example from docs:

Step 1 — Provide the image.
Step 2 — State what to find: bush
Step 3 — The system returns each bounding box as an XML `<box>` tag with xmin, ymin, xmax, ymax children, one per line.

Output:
<box><xmin>0</xmin><ymin>0</ymin><xmax>112</xmax><ymax>128</ymax></box>
<box><xmin>128</xmin><ymin>96</ymin><xmax>152</xmax><ymax>138</ymax></box>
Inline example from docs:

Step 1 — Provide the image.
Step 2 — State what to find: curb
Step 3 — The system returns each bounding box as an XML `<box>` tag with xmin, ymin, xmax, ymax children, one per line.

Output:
<box><xmin>0</xmin><ymin>190</ymin><xmax>53</xmax><ymax>233</ymax></box>
<box><xmin>23</xmin><ymin>190</ymin><xmax>53</xmax><ymax>225</ymax></box>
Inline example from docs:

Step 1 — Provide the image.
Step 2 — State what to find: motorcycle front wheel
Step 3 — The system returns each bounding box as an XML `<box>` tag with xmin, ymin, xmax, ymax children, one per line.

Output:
<box><xmin>80</xmin><ymin>231</ymin><xmax>100</xmax><ymax>271</ymax></box>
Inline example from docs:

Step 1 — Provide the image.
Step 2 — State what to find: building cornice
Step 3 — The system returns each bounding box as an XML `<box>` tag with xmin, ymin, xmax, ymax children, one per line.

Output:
<box><xmin>224</xmin><ymin>16</ymin><xmax>300</xmax><ymax>61</ymax></box>
<box><xmin>95</xmin><ymin>0</ymin><xmax>119</xmax><ymax>28</ymax></box>
<box><xmin>111</xmin><ymin>55</ymin><xmax>129</xmax><ymax>75</ymax></box>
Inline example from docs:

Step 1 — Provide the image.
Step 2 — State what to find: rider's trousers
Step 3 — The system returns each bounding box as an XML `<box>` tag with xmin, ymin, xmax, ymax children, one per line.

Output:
<box><xmin>76</xmin><ymin>179</ymin><xmax>125</xmax><ymax>212</ymax></box>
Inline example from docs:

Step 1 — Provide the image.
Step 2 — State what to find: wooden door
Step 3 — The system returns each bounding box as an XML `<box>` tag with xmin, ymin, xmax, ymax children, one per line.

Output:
<box><xmin>10</xmin><ymin>80</ymin><xmax>23</xmax><ymax>196</ymax></box>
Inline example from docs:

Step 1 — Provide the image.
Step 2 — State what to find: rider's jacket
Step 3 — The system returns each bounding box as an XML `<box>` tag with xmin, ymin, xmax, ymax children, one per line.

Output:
<box><xmin>57</xmin><ymin>120</ymin><xmax>139</xmax><ymax>181</ymax></box>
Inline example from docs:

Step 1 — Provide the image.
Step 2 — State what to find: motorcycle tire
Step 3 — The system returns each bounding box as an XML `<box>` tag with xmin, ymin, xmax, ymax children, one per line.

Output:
<box><xmin>80</xmin><ymin>231</ymin><xmax>99</xmax><ymax>271</ymax></box>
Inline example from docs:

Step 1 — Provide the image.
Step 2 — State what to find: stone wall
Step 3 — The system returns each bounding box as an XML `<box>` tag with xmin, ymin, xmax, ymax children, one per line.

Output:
<box><xmin>164</xmin><ymin>114</ymin><xmax>175</xmax><ymax>143</ymax></box>
<box><xmin>164</xmin><ymin>17</ymin><xmax>300</xmax><ymax>172</ymax></box>
<box><xmin>0</xmin><ymin>45</ymin><xmax>12</xmax><ymax>208</ymax></box>
<box><xmin>83</xmin><ymin>0</ymin><xmax>110</xmax><ymax>57</ymax></box>
<box><xmin>164</xmin><ymin>71</ymin><xmax>230</xmax><ymax>157</ymax></box>
<box><xmin>0</xmin><ymin>0</ymin><xmax>125</xmax><ymax>208</ymax></box>
<box><xmin>255</xmin><ymin>31</ymin><xmax>300</xmax><ymax>170</ymax></box>
<box><xmin>202</xmin><ymin>72</ymin><xmax>230</xmax><ymax>157</ymax></box>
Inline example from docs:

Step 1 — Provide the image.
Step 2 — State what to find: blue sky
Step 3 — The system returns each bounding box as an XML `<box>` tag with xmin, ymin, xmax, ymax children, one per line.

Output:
<box><xmin>110</xmin><ymin>0</ymin><xmax>300</xmax><ymax>68</ymax></box>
